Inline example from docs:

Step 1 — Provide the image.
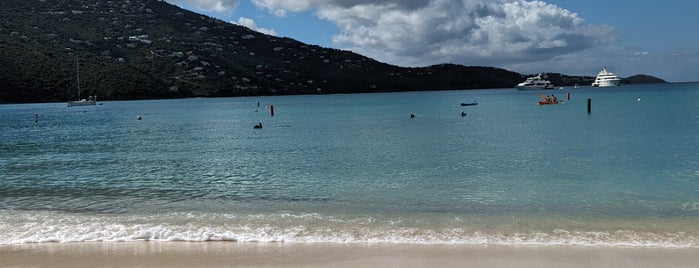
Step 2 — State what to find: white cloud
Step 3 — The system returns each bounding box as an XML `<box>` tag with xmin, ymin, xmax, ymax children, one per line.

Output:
<box><xmin>250</xmin><ymin>0</ymin><xmax>614</xmax><ymax>68</ymax></box>
<box><xmin>235</xmin><ymin>17</ymin><xmax>278</xmax><ymax>36</ymax></box>
<box><xmin>250</xmin><ymin>0</ymin><xmax>315</xmax><ymax>17</ymax></box>
<box><xmin>166</xmin><ymin>0</ymin><xmax>240</xmax><ymax>12</ymax></box>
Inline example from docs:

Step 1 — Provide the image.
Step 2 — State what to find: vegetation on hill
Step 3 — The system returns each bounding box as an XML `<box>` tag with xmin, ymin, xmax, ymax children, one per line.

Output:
<box><xmin>623</xmin><ymin>75</ymin><xmax>668</xmax><ymax>84</ymax></box>
<box><xmin>0</xmin><ymin>0</ymin><xmax>665</xmax><ymax>104</ymax></box>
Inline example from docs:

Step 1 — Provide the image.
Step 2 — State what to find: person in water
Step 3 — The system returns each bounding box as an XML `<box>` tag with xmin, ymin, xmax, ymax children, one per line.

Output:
<box><xmin>254</xmin><ymin>122</ymin><xmax>262</xmax><ymax>129</ymax></box>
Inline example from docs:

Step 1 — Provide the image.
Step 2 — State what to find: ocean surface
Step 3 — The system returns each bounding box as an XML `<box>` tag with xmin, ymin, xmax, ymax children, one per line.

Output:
<box><xmin>1</xmin><ymin>83</ymin><xmax>698</xmax><ymax>247</ymax></box>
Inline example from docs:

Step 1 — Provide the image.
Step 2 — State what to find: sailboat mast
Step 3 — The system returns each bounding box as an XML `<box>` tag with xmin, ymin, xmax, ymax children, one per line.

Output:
<box><xmin>76</xmin><ymin>56</ymin><xmax>80</xmax><ymax>99</ymax></box>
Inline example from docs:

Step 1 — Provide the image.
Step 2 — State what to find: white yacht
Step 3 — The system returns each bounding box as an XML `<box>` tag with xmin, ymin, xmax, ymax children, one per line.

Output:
<box><xmin>67</xmin><ymin>56</ymin><xmax>97</xmax><ymax>107</ymax></box>
<box><xmin>591</xmin><ymin>67</ymin><xmax>622</xmax><ymax>87</ymax></box>
<box><xmin>68</xmin><ymin>96</ymin><xmax>97</xmax><ymax>107</ymax></box>
<box><xmin>515</xmin><ymin>74</ymin><xmax>554</xmax><ymax>90</ymax></box>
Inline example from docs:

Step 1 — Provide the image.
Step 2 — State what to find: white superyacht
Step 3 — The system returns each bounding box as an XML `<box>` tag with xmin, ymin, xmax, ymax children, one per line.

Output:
<box><xmin>591</xmin><ymin>67</ymin><xmax>622</xmax><ymax>87</ymax></box>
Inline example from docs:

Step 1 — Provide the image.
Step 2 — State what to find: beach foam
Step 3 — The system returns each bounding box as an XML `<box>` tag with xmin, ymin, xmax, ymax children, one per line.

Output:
<box><xmin>2</xmin><ymin>211</ymin><xmax>697</xmax><ymax>248</ymax></box>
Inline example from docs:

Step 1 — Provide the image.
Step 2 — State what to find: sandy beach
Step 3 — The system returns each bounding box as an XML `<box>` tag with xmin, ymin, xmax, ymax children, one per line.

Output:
<box><xmin>2</xmin><ymin>242</ymin><xmax>699</xmax><ymax>268</ymax></box>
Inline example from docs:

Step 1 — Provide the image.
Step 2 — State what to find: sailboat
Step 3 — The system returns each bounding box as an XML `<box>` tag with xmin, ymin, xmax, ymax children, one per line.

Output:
<box><xmin>67</xmin><ymin>56</ymin><xmax>96</xmax><ymax>107</ymax></box>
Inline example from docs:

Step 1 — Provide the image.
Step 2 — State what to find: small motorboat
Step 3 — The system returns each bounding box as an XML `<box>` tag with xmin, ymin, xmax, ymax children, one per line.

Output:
<box><xmin>536</xmin><ymin>93</ymin><xmax>559</xmax><ymax>105</ymax></box>
<box><xmin>538</xmin><ymin>100</ymin><xmax>558</xmax><ymax>105</ymax></box>
<box><xmin>460</xmin><ymin>101</ymin><xmax>478</xmax><ymax>106</ymax></box>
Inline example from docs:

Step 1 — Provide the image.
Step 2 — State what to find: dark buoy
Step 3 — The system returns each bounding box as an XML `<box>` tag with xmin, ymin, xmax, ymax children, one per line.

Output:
<box><xmin>410</xmin><ymin>113</ymin><xmax>415</xmax><ymax>118</ymax></box>
<box><xmin>34</xmin><ymin>113</ymin><xmax>39</xmax><ymax>123</ymax></box>
<box><xmin>253</xmin><ymin>122</ymin><xmax>262</xmax><ymax>129</ymax></box>
<box><xmin>270</xmin><ymin>105</ymin><xmax>275</xmax><ymax>117</ymax></box>
<box><xmin>567</xmin><ymin>92</ymin><xmax>571</xmax><ymax>100</ymax></box>
<box><xmin>137</xmin><ymin>115</ymin><xmax>142</xmax><ymax>120</ymax></box>
<box><xmin>461</xmin><ymin>111</ymin><xmax>467</xmax><ymax>117</ymax></box>
<box><xmin>587</xmin><ymin>98</ymin><xmax>591</xmax><ymax>113</ymax></box>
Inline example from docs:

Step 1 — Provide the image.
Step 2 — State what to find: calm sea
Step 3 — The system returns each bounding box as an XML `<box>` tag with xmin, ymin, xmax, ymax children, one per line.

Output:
<box><xmin>1</xmin><ymin>83</ymin><xmax>698</xmax><ymax>247</ymax></box>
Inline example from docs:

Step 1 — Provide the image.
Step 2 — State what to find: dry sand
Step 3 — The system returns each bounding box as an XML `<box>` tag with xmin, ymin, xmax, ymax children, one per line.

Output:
<box><xmin>2</xmin><ymin>242</ymin><xmax>699</xmax><ymax>267</ymax></box>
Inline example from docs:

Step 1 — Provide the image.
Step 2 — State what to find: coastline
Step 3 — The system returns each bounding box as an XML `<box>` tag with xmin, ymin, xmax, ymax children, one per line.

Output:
<box><xmin>2</xmin><ymin>242</ymin><xmax>699</xmax><ymax>268</ymax></box>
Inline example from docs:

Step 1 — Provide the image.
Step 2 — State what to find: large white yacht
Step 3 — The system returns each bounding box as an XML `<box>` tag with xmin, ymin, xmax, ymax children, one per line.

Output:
<box><xmin>591</xmin><ymin>67</ymin><xmax>622</xmax><ymax>87</ymax></box>
<box><xmin>515</xmin><ymin>74</ymin><xmax>554</xmax><ymax>90</ymax></box>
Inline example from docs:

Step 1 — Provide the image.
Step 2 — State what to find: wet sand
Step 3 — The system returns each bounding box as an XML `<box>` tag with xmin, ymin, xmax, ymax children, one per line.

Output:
<box><xmin>2</xmin><ymin>242</ymin><xmax>698</xmax><ymax>267</ymax></box>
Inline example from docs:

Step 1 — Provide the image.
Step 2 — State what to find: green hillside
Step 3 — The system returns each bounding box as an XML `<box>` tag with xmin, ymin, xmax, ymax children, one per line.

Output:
<box><xmin>0</xmin><ymin>0</ymin><xmax>664</xmax><ymax>104</ymax></box>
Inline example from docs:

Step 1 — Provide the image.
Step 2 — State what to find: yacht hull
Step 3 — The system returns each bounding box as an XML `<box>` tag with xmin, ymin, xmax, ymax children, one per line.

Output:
<box><xmin>516</xmin><ymin>85</ymin><xmax>555</xmax><ymax>90</ymax></box>
<box><xmin>591</xmin><ymin>80</ymin><xmax>621</xmax><ymax>87</ymax></box>
<box><xmin>68</xmin><ymin>100</ymin><xmax>97</xmax><ymax>107</ymax></box>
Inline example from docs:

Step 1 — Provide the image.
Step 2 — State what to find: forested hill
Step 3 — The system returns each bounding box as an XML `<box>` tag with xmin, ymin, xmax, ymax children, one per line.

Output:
<box><xmin>624</xmin><ymin>74</ymin><xmax>668</xmax><ymax>84</ymax></box>
<box><xmin>0</xmin><ymin>0</ymin><xmax>663</xmax><ymax>104</ymax></box>
<box><xmin>0</xmin><ymin>0</ymin><xmax>522</xmax><ymax>103</ymax></box>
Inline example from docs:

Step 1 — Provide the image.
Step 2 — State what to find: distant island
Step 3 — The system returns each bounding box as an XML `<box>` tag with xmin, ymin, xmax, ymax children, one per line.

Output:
<box><xmin>0</xmin><ymin>0</ymin><xmax>666</xmax><ymax>104</ymax></box>
<box><xmin>623</xmin><ymin>75</ymin><xmax>668</xmax><ymax>84</ymax></box>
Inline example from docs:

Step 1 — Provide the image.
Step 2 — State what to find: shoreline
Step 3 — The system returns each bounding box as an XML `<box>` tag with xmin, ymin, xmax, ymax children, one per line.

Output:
<box><xmin>2</xmin><ymin>242</ymin><xmax>699</xmax><ymax>267</ymax></box>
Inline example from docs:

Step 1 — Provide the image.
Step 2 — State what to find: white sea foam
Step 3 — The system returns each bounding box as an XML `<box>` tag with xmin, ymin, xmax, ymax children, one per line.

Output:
<box><xmin>1</xmin><ymin>211</ymin><xmax>698</xmax><ymax>248</ymax></box>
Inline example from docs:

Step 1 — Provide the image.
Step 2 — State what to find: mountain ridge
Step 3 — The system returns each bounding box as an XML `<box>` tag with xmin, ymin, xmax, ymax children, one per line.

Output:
<box><xmin>0</xmin><ymin>0</ymin><xmax>664</xmax><ymax>104</ymax></box>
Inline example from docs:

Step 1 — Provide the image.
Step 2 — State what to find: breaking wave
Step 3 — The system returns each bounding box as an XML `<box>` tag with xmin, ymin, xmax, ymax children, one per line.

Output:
<box><xmin>1</xmin><ymin>211</ymin><xmax>697</xmax><ymax>248</ymax></box>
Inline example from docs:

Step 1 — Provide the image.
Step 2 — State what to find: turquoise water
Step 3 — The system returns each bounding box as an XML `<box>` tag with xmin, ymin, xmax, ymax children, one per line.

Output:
<box><xmin>1</xmin><ymin>83</ymin><xmax>698</xmax><ymax>246</ymax></box>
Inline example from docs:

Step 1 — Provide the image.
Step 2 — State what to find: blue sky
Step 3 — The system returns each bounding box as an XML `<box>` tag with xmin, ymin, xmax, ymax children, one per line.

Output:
<box><xmin>167</xmin><ymin>0</ymin><xmax>699</xmax><ymax>82</ymax></box>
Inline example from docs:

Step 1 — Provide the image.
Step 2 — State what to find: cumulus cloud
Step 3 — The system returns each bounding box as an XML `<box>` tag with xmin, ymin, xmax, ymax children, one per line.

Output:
<box><xmin>235</xmin><ymin>17</ymin><xmax>278</xmax><ymax>36</ymax></box>
<box><xmin>250</xmin><ymin>0</ymin><xmax>315</xmax><ymax>17</ymax></box>
<box><xmin>251</xmin><ymin>0</ymin><xmax>614</xmax><ymax>68</ymax></box>
<box><xmin>166</xmin><ymin>0</ymin><xmax>240</xmax><ymax>12</ymax></box>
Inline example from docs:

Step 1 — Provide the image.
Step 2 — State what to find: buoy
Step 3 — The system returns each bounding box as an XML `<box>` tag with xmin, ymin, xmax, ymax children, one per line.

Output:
<box><xmin>34</xmin><ymin>114</ymin><xmax>39</xmax><ymax>123</ymax></box>
<box><xmin>637</xmin><ymin>98</ymin><xmax>642</xmax><ymax>102</ymax></box>
<box><xmin>270</xmin><ymin>105</ymin><xmax>275</xmax><ymax>117</ymax></box>
<box><xmin>410</xmin><ymin>113</ymin><xmax>415</xmax><ymax>118</ymax></box>
<box><xmin>137</xmin><ymin>115</ymin><xmax>142</xmax><ymax>120</ymax></box>
<box><xmin>253</xmin><ymin>122</ymin><xmax>262</xmax><ymax>129</ymax></box>
<box><xmin>587</xmin><ymin>99</ymin><xmax>591</xmax><ymax>113</ymax></box>
<box><xmin>567</xmin><ymin>92</ymin><xmax>570</xmax><ymax>100</ymax></box>
<box><xmin>461</xmin><ymin>111</ymin><xmax>467</xmax><ymax>117</ymax></box>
